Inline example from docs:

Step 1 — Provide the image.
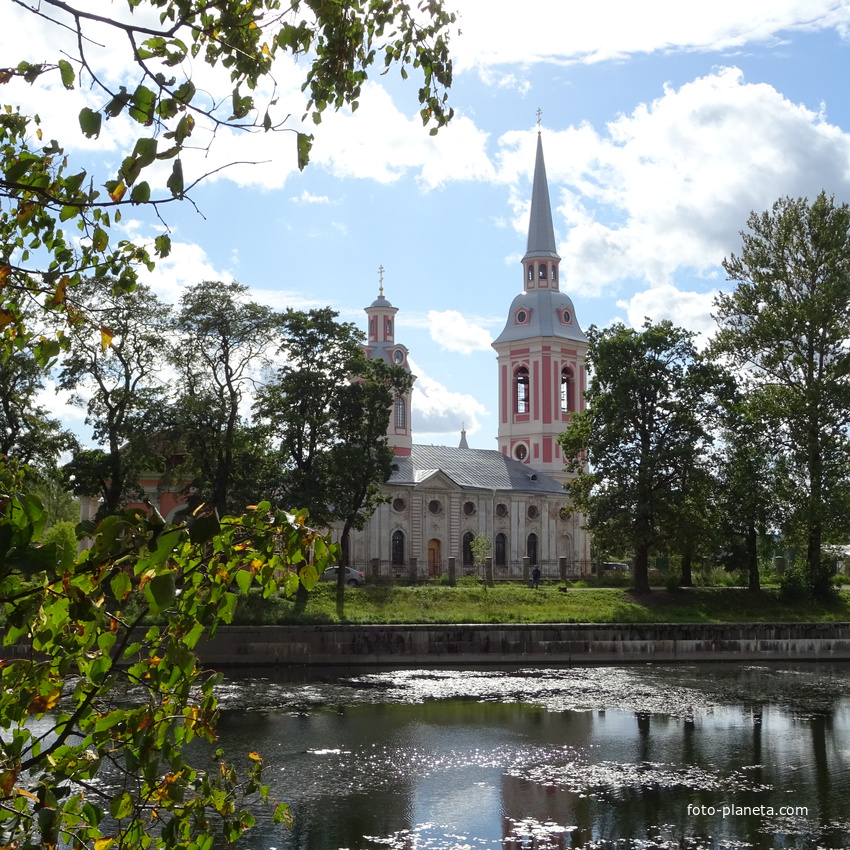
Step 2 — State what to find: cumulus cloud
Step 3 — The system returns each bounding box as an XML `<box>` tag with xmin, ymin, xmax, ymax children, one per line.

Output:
<box><xmin>292</xmin><ymin>191</ymin><xmax>331</xmax><ymax>204</ymax></box>
<box><xmin>308</xmin><ymin>83</ymin><xmax>496</xmax><ymax>189</ymax></box>
<box><xmin>617</xmin><ymin>285</ymin><xmax>720</xmax><ymax>344</ymax></box>
<box><xmin>496</xmin><ymin>67</ymin><xmax>850</xmax><ymax>297</ymax></box>
<box><xmin>409</xmin><ymin>358</ymin><xmax>487</xmax><ymax>439</ymax></box>
<box><xmin>428</xmin><ymin>310</ymin><xmax>493</xmax><ymax>353</ymax></box>
<box><xmin>452</xmin><ymin>0</ymin><xmax>850</xmax><ymax>70</ymax></box>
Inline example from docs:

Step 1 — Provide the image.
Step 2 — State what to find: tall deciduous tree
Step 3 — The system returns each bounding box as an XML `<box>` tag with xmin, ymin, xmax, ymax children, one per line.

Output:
<box><xmin>255</xmin><ymin>308</ymin><xmax>412</xmax><ymax>610</ymax></box>
<box><xmin>170</xmin><ymin>280</ymin><xmax>281</xmax><ymax>516</ymax></box>
<box><xmin>559</xmin><ymin>321</ymin><xmax>717</xmax><ymax>594</ymax></box>
<box><xmin>0</xmin><ymin>344</ymin><xmax>74</xmax><ymax>468</ymax></box>
<box><xmin>713</xmin><ymin>192</ymin><xmax>850</xmax><ymax>597</ymax></box>
<box><xmin>58</xmin><ymin>281</ymin><xmax>171</xmax><ymax>517</ymax></box>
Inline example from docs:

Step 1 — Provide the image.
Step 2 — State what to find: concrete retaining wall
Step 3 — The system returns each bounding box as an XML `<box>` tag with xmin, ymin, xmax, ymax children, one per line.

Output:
<box><xmin>194</xmin><ymin>622</ymin><xmax>850</xmax><ymax>666</ymax></box>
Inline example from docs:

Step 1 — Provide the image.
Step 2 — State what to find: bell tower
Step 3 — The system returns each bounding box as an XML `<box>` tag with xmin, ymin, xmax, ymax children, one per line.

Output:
<box><xmin>363</xmin><ymin>268</ymin><xmax>413</xmax><ymax>456</ymax></box>
<box><xmin>492</xmin><ymin>130</ymin><xmax>588</xmax><ymax>484</ymax></box>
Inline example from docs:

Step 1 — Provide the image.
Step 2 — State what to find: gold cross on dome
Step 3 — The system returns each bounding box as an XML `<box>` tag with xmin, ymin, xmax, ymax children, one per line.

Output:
<box><xmin>378</xmin><ymin>264</ymin><xmax>385</xmax><ymax>297</ymax></box>
<box><xmin>536</xmin><ymin>108</ymin><xmax>542</xmax><ymax>131</ymax></box>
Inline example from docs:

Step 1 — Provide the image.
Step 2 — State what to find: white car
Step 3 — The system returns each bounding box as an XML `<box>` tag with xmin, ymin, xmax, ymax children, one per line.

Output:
<box><xmin>319</xmin><ymin>566</ymin><xmax>366</xmax><ymax>587</ymax></box>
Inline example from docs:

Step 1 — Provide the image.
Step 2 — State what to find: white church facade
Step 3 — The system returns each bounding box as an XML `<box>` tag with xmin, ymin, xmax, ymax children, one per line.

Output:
<box><xmin>343</xmin><ymin>134</ymin><xmax>592</xmax><ymax>579</ymax></box>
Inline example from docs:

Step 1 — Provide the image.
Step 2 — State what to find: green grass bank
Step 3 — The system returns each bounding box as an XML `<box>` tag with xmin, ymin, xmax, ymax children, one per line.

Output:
<box><xmin>233</xmin><ymin>584</ymin><xmax>850</xmax><ymax>626</ymax></box>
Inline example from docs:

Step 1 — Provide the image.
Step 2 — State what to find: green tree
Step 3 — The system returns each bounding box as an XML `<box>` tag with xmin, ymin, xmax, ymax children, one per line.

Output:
<box><xmin>57</xmin><ymin>281</ymin><xmax>171</xmax><ymax>518</ymax></box>
<box><xmin>255</xmin><ymin>308</ymin><xmax>412</xmax><ymax>611</ymax></box>
<box><xmin>169</xmin><ymin>281</ymin><xmax>281</xmax><ymax>517</ymax></box>
<box><xmin>559</xmin><ymin>321</ymin><xmax>718</xmax><ymax>594</ymax></box>
<box><xmin>713</xmin><ymin>192</ymin><xmax>850</xmax><ymax>597</ymax></box>
<box><xmin>0</xmin><ymin>344</ymin><xmax>75</xmax><ymax>468</ymax></box>
<box><xmin>0</xmin><ymin>0</ymin><xmax>455</xmax><ymax>346</ymax></box>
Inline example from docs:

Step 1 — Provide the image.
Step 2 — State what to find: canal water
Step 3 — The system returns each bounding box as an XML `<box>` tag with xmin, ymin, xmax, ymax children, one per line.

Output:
<box><xmin>211</xmin><ymin>663</ymin><xmax>850</xmax><ymax>850</ymax></box>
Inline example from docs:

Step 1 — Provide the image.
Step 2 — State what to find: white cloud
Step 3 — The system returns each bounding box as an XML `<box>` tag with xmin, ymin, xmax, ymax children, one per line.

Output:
<box><xmin>309</xmin><ymin>83</ymin><xmax>496</xmax><ymax>189</ymax></box>
<box><xmin>408</xmin><ymin>357</ymin><xmax>487</xmax><ymax>438</ymax></box>
<box><xmin>452</xmin><ymin>0</ymin><xmax>850</xmax><ymax>70</ymax></box>
<box><xmin>292</xmin><ymin>191</ymin><xmax>330</xmax><ymax>204</ymax></box>
<box><xmin>496</xmin><ymin>68</ymin><xmax>850</xmax><ymax>296</ymax></box>
<box><xmin>616</xmin><ymin>285</ymin><xmax>720</xmax><ymax>344</ymax></box>
<box><xmin>428</xmin><ymin>310</ymin><xmax>493</xmax><ymax>353</ymax></box>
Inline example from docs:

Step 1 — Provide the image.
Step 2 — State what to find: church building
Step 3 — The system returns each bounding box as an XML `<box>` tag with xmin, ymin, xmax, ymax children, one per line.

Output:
<box><xmin>344</xmin><ymin>133</ymin><xmax>591</xmax><ymax>578</ymax></box>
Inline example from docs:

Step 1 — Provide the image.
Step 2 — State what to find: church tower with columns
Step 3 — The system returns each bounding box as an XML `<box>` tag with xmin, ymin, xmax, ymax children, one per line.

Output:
<box><xmin>363</xmin><ymin>274</ymin><xmax>413</xmax><ymax>457</ymax></box>
<box><xmin>492</xmin><ymin>131</ymin><xmax>588</xmax><ymax>485</ymax></box>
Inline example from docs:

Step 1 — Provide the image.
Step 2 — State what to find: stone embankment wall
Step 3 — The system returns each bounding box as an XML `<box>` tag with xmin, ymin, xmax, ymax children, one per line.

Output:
<box><xmin>194</xmin><ymin>623</ymin><xmax>850</xmax><ymax>666</ymax></box>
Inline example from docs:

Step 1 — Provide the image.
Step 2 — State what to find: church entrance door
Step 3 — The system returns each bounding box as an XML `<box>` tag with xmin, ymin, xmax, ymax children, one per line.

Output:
<box><xmin>427</xmin><ymin>539</ymin><xmax>441</xmax><ymax>576</ymax></box>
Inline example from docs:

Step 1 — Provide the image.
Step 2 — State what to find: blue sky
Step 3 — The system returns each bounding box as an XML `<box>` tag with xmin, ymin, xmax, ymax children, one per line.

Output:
<box><xmin>5</xmin><ymin>0</ymin><xmax>850</xmax><ymax>449</ymax></box>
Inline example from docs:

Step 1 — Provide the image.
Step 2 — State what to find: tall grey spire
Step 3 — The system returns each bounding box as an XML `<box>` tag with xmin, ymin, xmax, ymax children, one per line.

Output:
<box><xmin>523</xmin><ymin>133</ymin><xmax>560</xmax><ymax>261</ymax></box>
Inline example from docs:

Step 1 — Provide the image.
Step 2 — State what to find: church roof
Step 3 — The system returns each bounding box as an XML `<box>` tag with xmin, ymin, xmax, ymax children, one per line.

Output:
<box><xmin>493</xmin><ymin>288</ymin><xmax>588</xmax><ymax>345</ymax></box>
<box><xmin>389</xmin><ymin>444</ymin><xmax>566</xmax><ymax>494</ymax></box>
<box><xmin>523</xmin><ymin>133</ymin><xmax>560</xmax><ymax>261</ymax></box>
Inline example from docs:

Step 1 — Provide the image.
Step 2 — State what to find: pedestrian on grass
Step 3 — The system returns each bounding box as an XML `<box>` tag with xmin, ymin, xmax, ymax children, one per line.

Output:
<box><xmin>531</xmin><ymin>565</ymin><xmax>541</xmax><ymax>589</ymax></box>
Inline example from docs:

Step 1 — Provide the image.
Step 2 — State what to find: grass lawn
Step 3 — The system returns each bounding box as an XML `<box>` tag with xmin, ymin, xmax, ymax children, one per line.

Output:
<box><xmin>233</xmin><ymin>583</ymin><xmax>850</xmax><ymax>626</ymax></box>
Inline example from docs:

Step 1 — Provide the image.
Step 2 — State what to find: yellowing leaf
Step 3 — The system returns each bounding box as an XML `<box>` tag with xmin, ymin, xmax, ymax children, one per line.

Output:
<box><xmin>94</xmin><ymin>838</ymin><xmax>114</xmax><ymax>850</ymax></box>
<box><xmin>100</xmin><ymin>325</ymin><xmax>114</xmax><ymax>351</ymax></box>
<box><xmin>47</xmin><ymin>275</ymin><xmax>68</xmax><ymax>307</ymax></box>
<box><xmin>109</xmin><ymin>181</ymin><xmax>127</xmax><ymax>202</ymax></box>
<box><xmin>0</xmin><ymin>263</ymin><xmax>11</xmax><ymax>284</ymax></box>
<box><xmin>248</xmin><ymin>751</ymin><xmax>262</xmax><ymax>762</ymax></box>
<box><xmin>0</xmin><ymin>310</ymin><xmax>15</xmax><ymax>329</ymax></box>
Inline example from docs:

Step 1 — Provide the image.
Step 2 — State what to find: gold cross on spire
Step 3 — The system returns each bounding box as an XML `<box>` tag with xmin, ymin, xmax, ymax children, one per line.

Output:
<box><xmin>536</xmin><ymin>107</ymin><xmax>543</xmax><ymax>133</ymax></box>
<box><xmin>378</xmin><ymin>264</ymin><xmax>385</xmax><ymax>297</ymax></box>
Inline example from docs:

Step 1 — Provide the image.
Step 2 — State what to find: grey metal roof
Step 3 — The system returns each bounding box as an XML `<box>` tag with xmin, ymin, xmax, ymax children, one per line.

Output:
<box><xmin>367</xmin><ymin>295</ymin><xmax>393</xmax><ymax>309</ymax></box>
<box><xmin>523</xmin><ymin>134</ymin><xmax>560</xmax><ymax>261</ymax></box>
<box><xmin>389</xmin><ymin>444</ymin><xmax>566</xmax><ymax>494</ymax></box>
<box><xmin>492</xmin><ymin>288</ymin><xmax>588</xmax><ymax>345</ymax></box>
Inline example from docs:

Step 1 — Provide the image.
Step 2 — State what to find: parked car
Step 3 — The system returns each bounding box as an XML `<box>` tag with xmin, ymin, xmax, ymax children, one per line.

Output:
<box><xmin>602</xmin><ymin>562</ymin><xmax>630</xmax><ymax>572</ymax></box>
<box><xmin>319</xmin><ymin>566</ymin><xmax>366</xmax><ymax>587</ymax></box>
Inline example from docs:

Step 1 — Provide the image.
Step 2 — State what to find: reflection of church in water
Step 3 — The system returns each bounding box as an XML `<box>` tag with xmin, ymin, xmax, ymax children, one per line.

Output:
<box><xmin>344</xmin><ymin>134</ymin><xmax>591</xmax><ymax>576</ymax></box>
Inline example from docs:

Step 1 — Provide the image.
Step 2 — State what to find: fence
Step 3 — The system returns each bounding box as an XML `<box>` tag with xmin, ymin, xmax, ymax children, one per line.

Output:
<box><xmin>346</xmin><ymin>558</ymin><xmax>594</xmax><ymax>583</ymax></box>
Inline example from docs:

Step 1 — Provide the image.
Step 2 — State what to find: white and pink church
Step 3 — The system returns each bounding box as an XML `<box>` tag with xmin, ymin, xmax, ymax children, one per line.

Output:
<box><xmin>344</xmin><ymin>133</ymin><xmax>591</xmax><ymax>577</ymax></box>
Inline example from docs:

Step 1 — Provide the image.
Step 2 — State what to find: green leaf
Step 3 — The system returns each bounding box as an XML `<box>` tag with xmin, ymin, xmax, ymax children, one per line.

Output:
<box><xmin>110</xmin><ymin>791</ymin><xmax>133</xmax><ymax>820</ymax></box>
<box><xmin>110</xmin><ymin>570</ymin><xmax>132</xmax><ymax>602</ymax></box>
<box><xmin>297</xmin><ymin>132</ymin><xmax>313</xmax><ymax>171</ymax></box>
<box><xmin>154</xmin><ymin>233</ymin><xmax>171</xmax><ymax>257</ymax></box>
<box><xmin>58</xmin><ymin>59</ymin><xmax>75</xmax><ymax>89</ymax></box>
<box><xmin>144</xmin><ymin>572</ymin><xmax>176</xmax><ymax>614</ymax></box>
<box><xmin>78</xmin><ymin>107</ymin><xmax>102</xmax><ymax>139</ymax></box>
<box><xmin>235</xmin><ymin>569</ymin><xmax>252</xmax><ymax>595</ymax></box>
<box><xmin>166</xmin><ymin>159</ymin><xmax>183</xmax><ymax>198</ymax></box>
<box><xmin>92</xmin><ymin>227</ymin><xmax>108</xmax><ymax>252</ymax></box>
<box><xmin>59</xmin><ymin>205</ymin><xmax>79</xmax><ymax>221</ymax></box>
<box><xmin>129</xmin><ymin>84</ymin><xmax>156</xmax><ymax>125</ymax></box>
<box><xmin>130</xmin><ymin>181</ymin><xmax>151</xmax><ymax>203</ymax></box>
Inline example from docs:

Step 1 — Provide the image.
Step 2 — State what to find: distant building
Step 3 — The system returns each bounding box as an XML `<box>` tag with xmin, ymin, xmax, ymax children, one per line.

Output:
<box><xmin>344</xmin><ymin>133</ymin><xmax>591</xmax><ymax>578</ymax></box>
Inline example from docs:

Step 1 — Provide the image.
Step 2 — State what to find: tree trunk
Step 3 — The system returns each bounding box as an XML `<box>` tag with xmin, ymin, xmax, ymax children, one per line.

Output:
<box><xmin>746</xmin><ymin>522</ymin><xmax>760</xmax><ymax>592</ymax></box>
<box><xmin>632</xmin><ymin>544</ymin><xmax>651</xmax><ymax>594</ymax></box>
<box><xmin>336</xmin><ymin>522</ymin><xmax>353</xmax><ymax>619</ymax></box>
<box><xmin>680</xmin><ymin>550</ymin><xmax>693</xmax><ymax>587</ymax></box>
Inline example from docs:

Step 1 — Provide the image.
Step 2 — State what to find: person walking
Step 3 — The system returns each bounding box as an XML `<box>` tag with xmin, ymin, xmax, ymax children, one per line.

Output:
<box><xmin>531</xmin><ymin>565</ymin><xmax>541</xmax><ymax>589</ymax></box>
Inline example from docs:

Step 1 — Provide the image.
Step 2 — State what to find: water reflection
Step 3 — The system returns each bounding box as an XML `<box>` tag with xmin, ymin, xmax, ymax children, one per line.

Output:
<box><xmin>214</xmin><ymin>664</ymin><xmax>850</xmax><ymax>849</ymax></box>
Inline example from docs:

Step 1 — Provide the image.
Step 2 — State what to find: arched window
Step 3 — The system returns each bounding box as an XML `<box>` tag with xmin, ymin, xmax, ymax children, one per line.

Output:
<box><xmin>527</xmin><ymin>264</ymin><xmax>534</xmax><ymax>282</ymax></box>
<box><xmin>385</xmin><ymin>318</ymin><xmax>393</xmax><ymax>337</ymax></box>
<box><xmin>552</xmin><ymin>265</ymin><xmax>558</xmax><ymax>282</ymax></box>
<box><xmin>515</xmin><ymin>367</ymin><xmax>529</xmax><ymax>414</ymax></box>
<box><xmin>462</xmin><ymin>531</ymin><xmax>475</xmax><ymax>567</ymax></box>
<box><xmin>395</xmin><ymin>396</ymin><xmax>406</xmax><ymax>429</ymax></box>
<box><xmin>527</xmin><ymin>532</ymin><xmax>538</xmax><ymax>565</ymax></box>
<box><xmin>391</xmin><ymin>530</ymin><xmax>405</xmax><ymax>565</ymax></box>
<box><xmin>495</xmin><ymin>533</ymin><xmax>507</xmax><ymax>566</ymax></box>
<box><xmin>538</xmin><ymin>262</ymin><xmax>547</xmax><ymax>280</ymax></box>
<box><xmin>560</xmin><ymin>366</ymin><xmax>574</xmax><ymax>414</ymax></box>
<box><xmin>369</xmin><ymin>317</ymin><xmax>376</xmax><ymax>339</ymax></box>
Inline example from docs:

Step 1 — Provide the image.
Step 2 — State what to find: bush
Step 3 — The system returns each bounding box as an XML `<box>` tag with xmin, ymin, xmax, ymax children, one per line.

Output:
<box><xmin>40</xmin><ymin>520</ymin><xmax>78</xmax><ymax>570</ymax></box>
<box><xmin>779</xmin><ymin>565</ymin><xmax>810</xmax><ymax>602</ymax></box>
